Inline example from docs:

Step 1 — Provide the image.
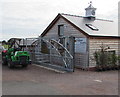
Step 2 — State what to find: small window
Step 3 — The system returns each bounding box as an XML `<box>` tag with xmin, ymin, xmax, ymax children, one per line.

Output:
<box><xmin>85</xmin><ymin>24</ymin><xmax>99</xmax><ymax>31</ymax></box>
<box><xmin>58</xmin><ymin>25</ymin><xmax>64</xmax><ymax>36</ymax></box>
<box><xmin>107</xmin><ymin>50</ymin><xmax>115</xmax><ymax>55</ymax></box>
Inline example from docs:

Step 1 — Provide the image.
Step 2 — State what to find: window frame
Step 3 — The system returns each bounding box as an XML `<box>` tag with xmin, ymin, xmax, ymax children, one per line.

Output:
<box><xmin>58</xmin><ymin>25</ymin><xmax>64</xmax><ymax>36</ymax></box>
<box><xmin>85</xmin><ymin>24</ymin><xmax>99</xmax><ymax>31</ymax></box>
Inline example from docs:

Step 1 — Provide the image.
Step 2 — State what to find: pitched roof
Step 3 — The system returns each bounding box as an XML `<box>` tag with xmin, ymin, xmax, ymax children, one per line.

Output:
<box><xmin>41</xmin><ymin>13</ymin><xmax>118</xmax><ymax>38</ymax></box>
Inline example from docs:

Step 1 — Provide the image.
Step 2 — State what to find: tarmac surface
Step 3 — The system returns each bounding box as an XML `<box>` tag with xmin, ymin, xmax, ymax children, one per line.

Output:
<box><xmin>2</xmin><ymin>64</ymin><xmax>118</xmax><ymax>95</ymax></box>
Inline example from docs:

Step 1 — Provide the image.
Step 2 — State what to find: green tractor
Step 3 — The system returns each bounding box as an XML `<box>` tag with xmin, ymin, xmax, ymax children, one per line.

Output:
<box><xmin>2</xmin><ymin>38</ymin><xmax>31</xmax><ymax>68</ymax></box>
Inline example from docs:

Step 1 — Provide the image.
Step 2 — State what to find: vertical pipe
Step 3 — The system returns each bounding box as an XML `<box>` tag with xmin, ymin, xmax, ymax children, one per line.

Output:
<box><xmin>69</xmin><ymin>36</ymin><xmax>75</xmax><ymax>72</ymax></box>
<box><xmin>26</xmin><ymin>38</ymin><xmax>27</xmax><ymax>51</ymax></box>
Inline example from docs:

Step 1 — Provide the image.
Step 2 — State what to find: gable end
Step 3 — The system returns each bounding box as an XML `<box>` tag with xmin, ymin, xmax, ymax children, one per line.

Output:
<box><xmin>41</xmin><ymin>14</ymin><xmax>89</xmax><ymax>37</ymax></box>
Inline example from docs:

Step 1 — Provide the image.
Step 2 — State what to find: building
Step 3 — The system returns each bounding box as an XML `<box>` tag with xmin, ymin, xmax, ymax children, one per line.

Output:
<box><xmin>0</xmin><ymin>41</ymin><xmax>2</xmax><ymax>45</ymax></box>
<box><xmin>41</xmin><ymin>2</ymin><xmax>119</xmax><ymax>70</ymax></box>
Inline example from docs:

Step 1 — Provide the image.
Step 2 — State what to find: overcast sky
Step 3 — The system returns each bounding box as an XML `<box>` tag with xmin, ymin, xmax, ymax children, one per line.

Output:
<box><xmin>0</xmin><ymin>0</ymin><xmax>119</xmax><ymax>41</ymax></box>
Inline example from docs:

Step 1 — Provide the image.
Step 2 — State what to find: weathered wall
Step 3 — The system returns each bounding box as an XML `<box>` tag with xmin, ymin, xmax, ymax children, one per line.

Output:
<box><xmin>43</xmin><ymin>17</ymin><xmax>89</xmax><ymax>68</ymax></box>
<box><xmin>43</xmin><ymin>17</ymin><xmax>120</xmax><ymax>69</ymax></box>
<box><xmin>44</xmin><ymin>18</ymin><xmax>86</xmax><ymax>38</ymax></box>
<box><xmin>89</xmin><ymin>38</ymin><xmax>120</xmax><ymax>67</ymax></box>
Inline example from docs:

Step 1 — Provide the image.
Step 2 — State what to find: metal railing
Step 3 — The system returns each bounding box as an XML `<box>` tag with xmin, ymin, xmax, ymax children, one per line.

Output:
<box><xmin>26</xmin><ymin>37</ymin><xmax>74</xmax><ymax>72</ymax></box>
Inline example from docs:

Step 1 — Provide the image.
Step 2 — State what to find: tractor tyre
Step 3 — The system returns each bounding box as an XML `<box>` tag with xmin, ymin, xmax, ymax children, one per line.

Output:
<box><xmin>2</xmin><ymin>59</ymin><xmax>8</xmax><ymax>65</ymax></box>
<box><xmin>8</xmin><ymin>61</ymin><xmax>14</xmax><ymax>69</ymax></box>
<box><xmin>22</xmin><ymin>64</ymin><xmax>28</xmax><ymax>68</ymax></box>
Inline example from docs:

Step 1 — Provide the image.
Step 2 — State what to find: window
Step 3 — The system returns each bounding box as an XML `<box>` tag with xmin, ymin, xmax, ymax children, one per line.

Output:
<box><xmin>106</xmin><ymin>50</ymin><xmax>115</xmax><ymax>55</ymax></box>
<box><xmin>58</xmin><ymin>25</ymin><xmax>64</xmax><ymax>36</ymax></box>
<box><xmin>85</xmin><ymin>24</ymin><xmax>99</xmax><ymax>31</ymax></box>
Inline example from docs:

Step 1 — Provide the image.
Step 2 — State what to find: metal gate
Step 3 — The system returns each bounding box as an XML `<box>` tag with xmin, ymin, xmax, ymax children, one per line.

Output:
<box><xmin>25</xmin><ymin>37</ymin><xmax>74</xmax><ymax>72</ymax></box>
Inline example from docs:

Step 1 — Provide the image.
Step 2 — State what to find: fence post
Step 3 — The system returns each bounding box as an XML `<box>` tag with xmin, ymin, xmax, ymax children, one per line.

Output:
<box><xmin>69</xmin><ymin>36</ymin><xmax>75</xmax><ymax>72</ymax></box>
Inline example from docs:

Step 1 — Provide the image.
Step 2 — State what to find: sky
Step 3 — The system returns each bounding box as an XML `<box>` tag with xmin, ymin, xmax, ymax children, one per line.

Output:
<box><xmin>0</xmin><ymin>0</ymin><xmax>119</xmax><ymax>41</ymax></box>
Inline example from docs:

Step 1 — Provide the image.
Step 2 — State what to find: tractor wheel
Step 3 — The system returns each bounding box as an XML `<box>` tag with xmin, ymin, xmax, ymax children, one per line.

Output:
<box><xmin>8</xmin><ymin>61</ymin><xmax>14</xmax><ymax>68</ymax></box>
<box><xmin>22</xmin><ymin>64</ymin><xmax>28</xmax><ymax>68</ymax></box>
<box><xmin>2</xmin><ymin>59</ymin><xmax>8</xmax><ymax>65</ymax></box>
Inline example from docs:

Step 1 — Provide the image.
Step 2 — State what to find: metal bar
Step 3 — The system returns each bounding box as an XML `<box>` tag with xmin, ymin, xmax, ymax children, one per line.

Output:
<box><xmin>42</xmin><ymin>38</ymin><xmax>70</xmax><ymax>68</ymax></box>
<box><xmin>51</xmin><ymin>39</ymin><xmax>73</xmax><ymax>59</ymax></box>
<box><xmin>28</xmin><ymin>37</ymin><xmax>74</xmax><ymax>72</ymax></box>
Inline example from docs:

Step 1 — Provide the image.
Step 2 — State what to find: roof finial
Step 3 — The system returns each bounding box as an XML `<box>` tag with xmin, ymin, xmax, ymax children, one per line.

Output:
<box><xmin>85</xmin><ymin>1</ymin><xmax>96</xmax><ymax>18</ymax></box>
<box><xmin>90</xmin><ymin>1</ymin><xmax>92</xmax><ymax>4</ymax></box>
<box><xmin>89</xmin><ymin>1</ymin><xmax>92</xmax><ymax>7</ymax></box>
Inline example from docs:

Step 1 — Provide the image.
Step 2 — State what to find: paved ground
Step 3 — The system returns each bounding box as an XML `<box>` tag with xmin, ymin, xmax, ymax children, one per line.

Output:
<box><xmin>2</xmin><ymin>64</ymin><xmax>118</xmax><ymax>95</ymax></box>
